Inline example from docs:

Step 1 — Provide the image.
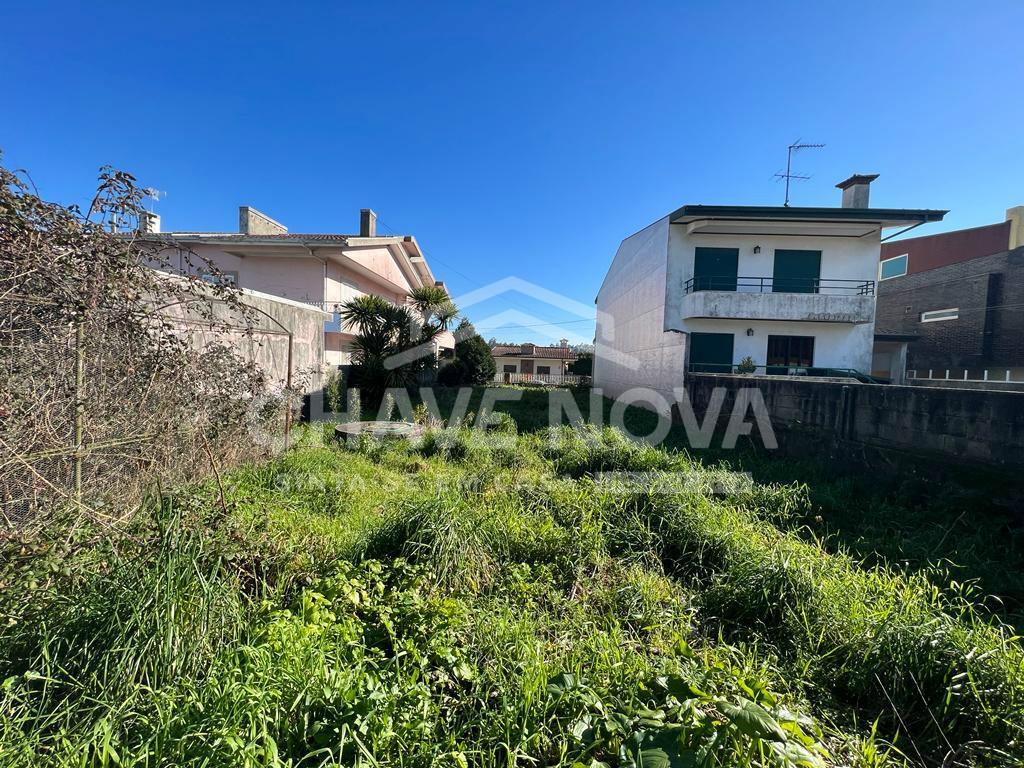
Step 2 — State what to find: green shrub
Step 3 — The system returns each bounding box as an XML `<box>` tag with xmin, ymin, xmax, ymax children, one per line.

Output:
<box><xmin>5</xmin><ymin>418</ymin><xmax>1022</xmax><ymax>766</ymax></box>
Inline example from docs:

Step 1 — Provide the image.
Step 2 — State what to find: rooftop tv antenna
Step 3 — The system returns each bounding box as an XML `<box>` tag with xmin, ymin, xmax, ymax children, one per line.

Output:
<box><xmin>143</xmin><ymin>187</ymin><xmax>166</xmax><ymax>212</ymax></box>
<box><xmin>774</xmin><ymin>140</ymin><xmax>824</xmax><ymax>206</ymax></box>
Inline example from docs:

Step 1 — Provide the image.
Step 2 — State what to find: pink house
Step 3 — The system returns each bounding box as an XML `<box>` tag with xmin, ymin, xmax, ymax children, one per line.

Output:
<box><xmin>146</xmin><ymin>206</ymin><xmax>453</xmax><ymax>366</ymax></box>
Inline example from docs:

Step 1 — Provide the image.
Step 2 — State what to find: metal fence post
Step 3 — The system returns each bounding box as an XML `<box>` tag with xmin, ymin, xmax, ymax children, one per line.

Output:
<box><xmin>284</xmin><ymin>331</ymin><xmax>293</xmax><ymax>451</ymax></box>
<box><xmin>74</xmin><ymin>315</ymin><xmax>85</xmax><ymax>506</ymax></box>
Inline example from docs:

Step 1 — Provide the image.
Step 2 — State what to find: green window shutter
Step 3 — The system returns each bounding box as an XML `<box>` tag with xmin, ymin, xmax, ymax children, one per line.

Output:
<box><xmin>772</xmin><ymin>250</ymin><xmax>821</xmax><ymax>293</ymax></box>
<box><xmin>689</xmin><ymin>332</ymin><xmax>735</xmax><ymax>373</ymax></box>
<box><xmin>693</xmin><ymin>247</ymin><xmax>739</xmax><ymax>291</ymax></box>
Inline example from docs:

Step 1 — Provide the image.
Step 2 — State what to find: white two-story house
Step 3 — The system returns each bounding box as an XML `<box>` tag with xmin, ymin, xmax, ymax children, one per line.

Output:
<box><xmin>593</xmin><ymin>175</ymin><xmax>946</xmax><ymax>404</ymax></box>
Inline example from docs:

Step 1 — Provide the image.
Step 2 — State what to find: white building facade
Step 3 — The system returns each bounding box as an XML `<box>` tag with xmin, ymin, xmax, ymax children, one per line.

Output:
<box><xmin>594</xmin><ymin>176</ymin><xmax>946</xmax><ymax>406</ymax></box>
<box><xmin>147</xmin><ymin>206</ymin><xmax>453</xmax><ymax>367</ymax></box>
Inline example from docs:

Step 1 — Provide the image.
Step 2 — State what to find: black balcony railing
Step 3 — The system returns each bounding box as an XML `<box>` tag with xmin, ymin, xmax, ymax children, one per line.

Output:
<box><xmin>686</xmin><ymin>362</ymin><xmax>888</xmax><ymax>383</ymax></box>
<box><xmin>683</xmin><ymin>276</ymin><xmax>875</xmax><ymax>295</ymax></box>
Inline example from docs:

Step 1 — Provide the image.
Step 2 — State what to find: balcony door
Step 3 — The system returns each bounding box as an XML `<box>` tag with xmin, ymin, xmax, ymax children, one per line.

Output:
<box><xmin>773</xmin><ymin>250</ymin><xmax>821</xmax><ymax>294</ymax></box>
<box><xmin>766</xmin><ymin>335</ymin><xmax>814</xmax><ymax>375</ymax></box>
<box><xmin>689</xmin><ymin>332</ymin><xmax>734</xmax><ymax>373</ymax></box>
<box><xmin>693</xmin><ymin>247</ymin><xmax>738</xmax><ymax>292</ymax></box>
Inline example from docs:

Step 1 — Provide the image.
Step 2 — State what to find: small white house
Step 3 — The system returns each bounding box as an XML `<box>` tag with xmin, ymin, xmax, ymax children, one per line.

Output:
<box><xmin>492</xmin><ymin>341</ymin><xmax>578</xmax><ymax>380</ymax></box>
<box><xmin>593</xmin><ymin>175</ymin><xmax>946</xmax><ymax>405</ymax></box>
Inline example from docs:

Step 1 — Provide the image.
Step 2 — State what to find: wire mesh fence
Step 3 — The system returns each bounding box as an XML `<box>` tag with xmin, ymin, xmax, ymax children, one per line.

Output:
<box><xmin>0</xmin><ymin>293</ymin><xmax>293</xmax><ymax>529</ymax></box>
<box><xmin>0</xmin><ymin>163</ymin><xmax>308</xmax><ymax>531</ymax></box>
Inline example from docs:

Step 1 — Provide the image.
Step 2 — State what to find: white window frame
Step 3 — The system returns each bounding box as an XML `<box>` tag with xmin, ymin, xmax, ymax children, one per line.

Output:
<box><xmin>921</xmin><ymin>308</ymin><xmax>959</xmax><ymax>323</ymax></box>
<box><xmin>879</xmin><ymin>254</ymin><xmax>908</xmax><ymax>281</ymax></box>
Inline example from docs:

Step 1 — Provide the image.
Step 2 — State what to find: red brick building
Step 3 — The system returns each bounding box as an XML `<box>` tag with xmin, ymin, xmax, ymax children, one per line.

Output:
<box><xmin>874</xmin><ymin>207</ymin><xmax>1024</xmax><ymax>379</ymax></box>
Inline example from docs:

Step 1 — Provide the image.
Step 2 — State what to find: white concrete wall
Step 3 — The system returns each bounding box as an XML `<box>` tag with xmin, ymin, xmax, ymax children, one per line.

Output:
<box><xmin>594</xmin><ymin>220</ymin><xmax>881</xmax><ymax>406</ymax></box>
<box><xmin>683</xmin><ymin>318</ymin><xmax>874</xmax><ymax>371</ymax></box>
<box><xmin>346</xmin><ymin>245</ymin><xmax>416</xmax><ymax>293</ymax></box>
<box><xmin>594</xmin><ymin>216</ymin><xmax>685</xmax><ymax>410</ymax></box>
<box><xmin>666</xmin><ymin>231</ymin><xmax>880</xmax><ymax>323</ymax></box>
<box><xmin>158</xmin><ymin>242</ymin><xmax>441</xmax><ymax>369</ymax></box>
<box><xmin>667</xmin><ymin>229</ymin><xmax>879</xmax><ymax>372</ymax></box>
<box><xmin>166</xmin><ymin>245</ymin><xmax>326</xmax><ymax>302</ymax></box>
<box><xmin>495</xmin><ymin>357</ymin><xmax>568</xmax><ymax>374</ymax></box>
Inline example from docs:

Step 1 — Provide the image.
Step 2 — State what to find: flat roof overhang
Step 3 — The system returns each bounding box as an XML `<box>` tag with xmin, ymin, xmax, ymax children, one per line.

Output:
<box><xmin>670</xmin><ymin>205</ymin><xmax>947</xmax><ymax>238</ymax></box>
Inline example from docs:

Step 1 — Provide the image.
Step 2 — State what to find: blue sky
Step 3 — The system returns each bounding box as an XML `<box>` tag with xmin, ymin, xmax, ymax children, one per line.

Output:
<box><xmin>5</xmin><ymin>1</ymin><xmax>1023</xmax><ymax>343</ymax></box>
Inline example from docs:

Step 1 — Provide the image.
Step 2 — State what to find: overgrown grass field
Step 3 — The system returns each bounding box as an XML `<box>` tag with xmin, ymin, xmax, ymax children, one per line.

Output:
<box><xmin>2</xmin><ymin>389</ymin><xmax>1022</xmax><ymax>767</ymax></box>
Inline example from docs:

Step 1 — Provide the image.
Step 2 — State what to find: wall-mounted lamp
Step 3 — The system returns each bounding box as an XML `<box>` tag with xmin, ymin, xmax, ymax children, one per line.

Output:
<box><xmin>746</xmin><ymin>328</ymin><xmax>754</xmax><ymax>336</ymax></box>
<box><xmin>753</xmin><ymin>245</ymin><xmax>761</xmax><ymax>254</ymax></box>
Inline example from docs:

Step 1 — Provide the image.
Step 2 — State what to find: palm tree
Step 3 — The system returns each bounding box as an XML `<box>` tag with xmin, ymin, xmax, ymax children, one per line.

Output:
<box><xmin>340</xmin><ymin>285</ymin><xmax>457</xmax><ymax>404</ymax></box>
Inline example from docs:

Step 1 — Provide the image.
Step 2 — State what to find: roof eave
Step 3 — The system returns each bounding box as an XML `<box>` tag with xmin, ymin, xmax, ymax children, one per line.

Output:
<box><xmin>669</xmin><ymin>205</ymin><xmax>948</xmax><ymax>227</ymax></box>
<box><xmin>152</xmin><ymin>233</ymin><xmax>351</xmax><ymax>247</ymax></box>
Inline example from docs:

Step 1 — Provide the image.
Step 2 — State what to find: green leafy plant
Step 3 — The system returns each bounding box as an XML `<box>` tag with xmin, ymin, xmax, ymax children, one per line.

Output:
<box><xmin>324</xmin><ymin>368</ymin><xmax>344</xmax><ymax>413</ymax></box>
<box><xmin>341</xmin><ymin>286</ymin><xmax>457</xmax><ymax>403</ymax></box>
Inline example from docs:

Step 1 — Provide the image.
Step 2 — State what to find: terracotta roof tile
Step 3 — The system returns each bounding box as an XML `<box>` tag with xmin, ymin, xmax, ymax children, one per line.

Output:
<box><xmin>491</xmin><ymin>344</ymin><xmax>578</xmax><ymax>360</ymax></box>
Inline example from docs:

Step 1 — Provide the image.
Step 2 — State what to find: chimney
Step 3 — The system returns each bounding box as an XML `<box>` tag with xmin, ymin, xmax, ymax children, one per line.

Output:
<box><xmin>1007</xmin><ymin>206</ymin><xmax>1024</xmax><ymax>250</ymax></box>
<box><xmin>520</xmin><ymin>343</ymin><xmax>535</xmax><ymax>355</ymax></box>
<box><xmin>139</xmin><ymin>211</ymin><xmax>160</xmax><ymax>234</ymax></box>
<box><xmin>559</xmin><ymin>338</ymin><xmax>569</xmax><ymax>347</ymax></box>
<box><xmin>835</xmin><ymin>174</ymin><xmax>879</xmax><ymax>208</ymax></box>
<box><xmin>239</xmin><ymin>206</ymin><xmax>287</xmax><ymax>235</ymax></box>
<box><xmin>360</xmin><ymin>208</ymin><xmax>377</xmax><ymax>238</ymax></box>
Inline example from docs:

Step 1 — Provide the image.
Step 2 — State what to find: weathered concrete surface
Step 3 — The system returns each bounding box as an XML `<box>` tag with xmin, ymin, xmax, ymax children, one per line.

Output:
<box><xmin>239</xmin><ymin>206</ymin><xmax>288</xmax><ymax>235</ymax></box>
<box><xmin>682</xmin><ymin>290</ymin><xmax>874</xmax><ymax>324</ymax></box>
<box><xmin>688</xmin><ymin>373</ymin><xmax>1024</xmax><ymax>467</ymax></box>
<box><xmin>238</xmin><ymin>287</ymin><xmax>327</xmax><ymax>392</ymax></box>
<box><xmin>158</xmin><ymin>282</ymin><xmax>327</xmax><ymax>393</ymax></box>
<box><xmin>906</xmin><ymin>378</ymin><xmax>1024</xmax><ymax>393</ymax></box>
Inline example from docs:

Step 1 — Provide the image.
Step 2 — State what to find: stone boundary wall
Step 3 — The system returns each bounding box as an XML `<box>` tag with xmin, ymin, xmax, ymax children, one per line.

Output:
<box><xmin>237</xmin><ymin>287</ymin><xmax>327</xmax><ymax>393</ymax></box>
<box><xmin>687</xmin><ymin>373</ymin><xmax>1024</xmax><ymax>467</ymax></box>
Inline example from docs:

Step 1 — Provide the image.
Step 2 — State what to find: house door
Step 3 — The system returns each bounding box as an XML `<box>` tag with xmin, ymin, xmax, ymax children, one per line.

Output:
<box><xmin>766</xmin><ymin>335</ymin><xmax>814</xmax><ymax>375</ymax></box>
<box><xmin>773</xmin><ymin>250</ymin><xmax>821</xmax><ymax>293</ymax></box>
<box><xmin>520</xmin><ymin>359</ymin><xmax>534</xmax><ymax>376</ymax></box>
<box><xmin>693</xmin><ymin>248</ymin><xmax>739</xmax><ymax>292</ymax></box>
<box><xmin>689</xmin><ymin>332</ymin><xmax>734</xmax><ymax>373</ymax></box>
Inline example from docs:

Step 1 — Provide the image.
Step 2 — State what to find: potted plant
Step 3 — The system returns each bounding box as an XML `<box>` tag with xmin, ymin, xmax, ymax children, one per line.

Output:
<box><xmin>736</xmin><ymin>356</ymin><xmax>757</xmax><ymax>374</ymax></box>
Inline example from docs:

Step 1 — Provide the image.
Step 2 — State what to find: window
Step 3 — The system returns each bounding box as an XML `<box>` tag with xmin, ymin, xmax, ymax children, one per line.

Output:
<box><xmin>921</xmin><ymin>308</ymin><xmax>959</xmax><ymax>323</ymax></box>
<box><xmin>767</xmin><ymin>335</ymin><xmax>814</xmax><ymax>373</ymax></box>
<box><xmin>200</xmin><ymin>270</ymin><xmax>238</xmax><ymax>286</ymax></box>
<box><xmin>503</xmin><ymin>364</ymin><xmax>517</xmax><ymax>373</ymax></box>
<box><xmin>772</xmin><ymin>250</ymin><xmax>821</xmax><ymax>294</ymax></box>
<box><xmin>879</xmin><ymin>254</ymin><xmax>908</xmax><ymax>280</ymax></box>
<box><xmin>537</xmin><ymin>365</ymin><xmax>551</xmax><ymax>375</ymax></box>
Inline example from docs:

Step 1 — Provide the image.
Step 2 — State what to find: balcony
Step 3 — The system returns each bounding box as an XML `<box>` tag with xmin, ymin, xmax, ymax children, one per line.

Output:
<box><xmin>681</xmin><ymin>276</ymin><xmax>876</xmax><ymax>324</ymax></box>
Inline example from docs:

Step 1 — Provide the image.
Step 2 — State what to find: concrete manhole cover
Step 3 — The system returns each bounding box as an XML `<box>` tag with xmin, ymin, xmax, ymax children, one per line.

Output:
<box><xmin>334</xmin><ymin>420</ymin><xmax>425</xmax><ymax>440</ymax></box>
